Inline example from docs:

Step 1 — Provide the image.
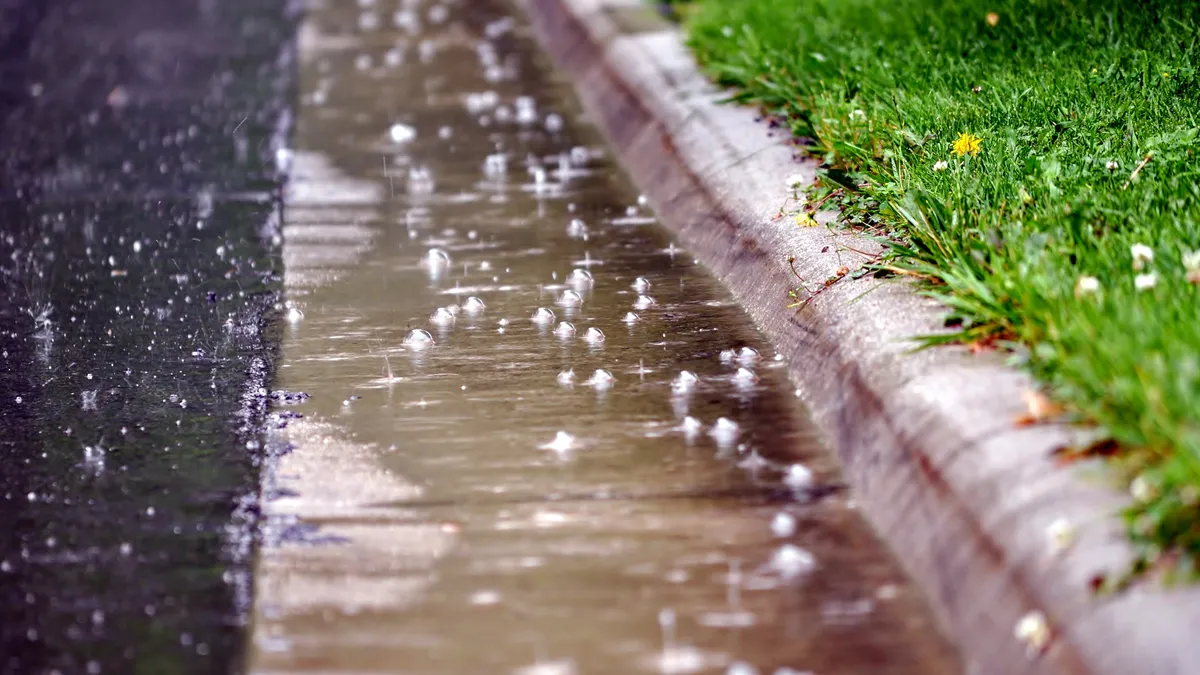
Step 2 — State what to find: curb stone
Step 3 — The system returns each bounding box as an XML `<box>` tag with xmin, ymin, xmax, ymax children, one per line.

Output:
<box><xmin>519</xmin><ymin>0</ymin><xmax>1200</xmax><ymax>672</ymax></box>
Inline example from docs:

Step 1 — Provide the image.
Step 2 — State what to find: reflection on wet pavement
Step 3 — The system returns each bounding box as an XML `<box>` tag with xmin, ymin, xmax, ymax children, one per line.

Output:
<box><xmin>251</xmin><ymin>0</ymin><xmax>961</xmax><ymax>673</ymax></box>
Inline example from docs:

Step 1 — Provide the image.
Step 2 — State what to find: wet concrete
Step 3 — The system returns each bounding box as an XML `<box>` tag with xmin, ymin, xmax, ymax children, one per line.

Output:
<box><xmin>0</xmin><ymin>0</ymin><xmax>294</xmax><ymax>673</ymax></box>
<box><xmin>252</xmin><ymin>1</ymin><xmax>959</xmax><ymax>674</ymax></box>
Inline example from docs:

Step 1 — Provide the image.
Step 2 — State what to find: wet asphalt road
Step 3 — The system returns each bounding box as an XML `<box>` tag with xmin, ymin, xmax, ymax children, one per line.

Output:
<box><xmin>0</xmin><ymin>1</ymin><xmax>295</xmax><ymax>673</ymax></box>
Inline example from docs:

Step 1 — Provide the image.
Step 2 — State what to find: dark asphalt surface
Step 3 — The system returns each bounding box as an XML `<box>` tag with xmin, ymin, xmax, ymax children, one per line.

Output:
<box><xmin>0</xmin><ymin>0</ymin><xmax>295</xmax><ymax>673</ymax></box>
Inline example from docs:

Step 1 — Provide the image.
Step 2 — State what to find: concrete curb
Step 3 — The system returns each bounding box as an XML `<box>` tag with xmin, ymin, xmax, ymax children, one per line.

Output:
<box><xmin>519</xmin><ymin>0</ymin><xmax>1200</xmax><ymax>673</ymax></box>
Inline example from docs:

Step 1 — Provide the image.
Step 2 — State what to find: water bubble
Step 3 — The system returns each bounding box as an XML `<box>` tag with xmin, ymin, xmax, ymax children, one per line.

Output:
<box><xmin>638</xmin><ymin>194</ymin><xmax>649</xmax><ymax>207</ymax></box>
<box><xmin>424</xmin><ymin>248</ymin><xmax>452</xmax><ymax>267</ymax></box>
<box><xmin>531</xmin><ymin>308</ymin><xmax>556</xmax><ymax>325</ymax></box>
<box><xmin>469</xmin><ymin>590</ymin><xmax>501</xmax><ymax>606</ymax></box>
<box><xmin>463</xmin><ymin>297</ymin><xmax>487</xmax><ymax>315</ymax></box>
<box><xmin>553</xmin><ymin>322</ymin><xmax>576</xmax><ymax>337</ymax></box>
<box><xmin>633</xmin><ymin>276</ymin><xmax>652</xmax><ymax>292</ymax></box>
<box><xmin>783</xmin><ymin>464</ymin><xmax>814</xmax><ymax>491</ymax></box>
<box><xmin>672</xmin><ymin>371</ymin><xmax>699</xmax><ymax>395</ymax></box>
<box><xmin>498</xmin><ymin>318</ymin><xmax>510</xmax><ymax>327</ymax></box>
<box><xmin>569</xmin><ymin>146</ymin><xmax>590</xmax><ymax>164</ymax></box>
<box><xmin>681</xmin><ymin>416</ymin><xmax>703</xmax><ymax>437</ymax></box>
<box><xmin>484</xmin><ymin>153</ymin><xmax>507</xmax><ymax>175</ymax></box>
<box><xmin>557</xmin><ymin>369</ymin><xmax>575</xmax><ymax>386</ymax></box>
<box><xmin>403</xmin><ymin>329</ymin><xmax>435</xmax><ymax>349</ymax></box>
<box><xmin>513</xmin><ymin>659</ymin><xmax>577</xmax><ymax>675</ymax></box>
<box><xmin>622</xmin><ymin>312</ymin><xmax>640</xmax><ymax>324</ymax></box>
<box><xmin>566</xmin><ymin>218</ymin><xmax>588</xmax><ymax>239</ymax></box>
<box><xmin>540</xmin><ymin>431</ymin><xmax>575</xmax><ymax>453</ymax></box>
<box><xmin>770</xmin><ymin>512</ymin><xmax>797</xmax><ymax>538</ymax></box>
<box><xmin>430</xmin><ymin>307</ymin><xmax>456</xmax><ymax>327</ymax></box>
<box><xmin>446</xmin><ymin>304</ymin><xmax>462</xmax><ymax>316</ymax></box>
<box><xmin>286</xmin><ymin>307</ymin><xmax>304</xmax><ymax>323</ymax></box>
<box><xmin>384</xmin><ymin>47</ymin><xmax>404</xmax><ymax>67</ymax></box>
<box><xmin>545</xmin><ymin>113</ymin><xmax>564</xmax><ymax>133</ymax></box>
<box><xmin>557</xmin><ymin>290</ymin><xmax>583</xmax><ymax>307</ymax></box>
<box><xmin>727</xmin><ymin>663</ymin><xmax>759</xmax><ymax>675</ymax></box>
<box><xmin>388</xmin><ymin>123</ymin><xmax>416</xmax><ymax>144</ymax></box>
<box><xmin>710</xmin><ymin>417</ymin><xmax>739</xmax><ymax>445</ymax></box>
<box><xmin>771</xmin><ymin>544</ymin><xmax>815</xmax><ymax>578</ymax></box>
<box><xmin>738</xmin><ymin>449</ymin><xmax>769</xmax><ymax>472</ymax></box>
<box><xmin>583</xmin><ymin>327</ymin><xmax>605</xmax><ymax>345</ymax></box>
<box><xmin>408</xmin><ymin>166</ymin><xmax>435</xmax><ymax>193</ymax></box>
<box><xmin>737</xmin><ymin>347</ymin><xmax>761</xmax><ymax>366</ymax></box>
<box><xmin>567</xmin><ymin>268</ymin><xmax>593</xmax><ymax>288</ymax></box>
<box><xmin>585</xmin><ymin>369</ymin><xmax>614</xmax><ymax>389</ymax></box>
<box><xmin>633</xmin><ymin>295</ymin><xmax>656</xmax><ymax>310</ymax></box>
<box><xmin>733</xmin><ymin>368</ymin><xmax>758</xmax><ymax>386</ymax></box>
<box><xmin>495</xmin><ymin>105</ymin><xmax>513</xmax><ymax>124</ymax></box>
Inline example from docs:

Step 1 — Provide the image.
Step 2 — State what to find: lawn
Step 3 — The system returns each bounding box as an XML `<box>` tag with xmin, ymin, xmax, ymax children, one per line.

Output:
<box><xmin>674</xmin><ymin>0</ymin><xmax>1200</xmax><ymax>582</ymax></box>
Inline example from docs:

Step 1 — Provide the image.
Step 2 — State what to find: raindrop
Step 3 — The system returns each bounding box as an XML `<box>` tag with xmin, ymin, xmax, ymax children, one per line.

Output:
<box><xmin>430</xmin><ymin>307</ymin><xmax>456</xmax><ymax>327</ymax></box>
<box><xmin>633</xmin><ymin>295</ymin><xmax>656</xmax><ymax>310</ymax></box>
<box><xmin>463</xmin><ymin>297</ymin><xmax>487</xmax><ymax>315</ymax></box>
<box><xmin>771</xmin><ymin>544</ymin><xmax>815</xmax><ymax>578</ymax></box>
<box><xmin>553</xmin><ymin>322</ymin><xmax>576</xmax><ymax>337</ymax></box>
<box><xmin>638</xmin><ymin>194</ymin><xmax>649</xmax><ymax>207</ymax></box>
<box><xmin>633</xmin><ymin>276</ymin><xmax>652</xmax><ymax>292</ymax></box>
<box><xmin>623</xmin><ymin>312</ymin><xmax>640</xmax><ymax>324</ymax></box>
<box><xmin>557</xmin><ymin>369</ymin><xmax>575</xmax><ymax>385</ymax></box>
<box><xmin>531</xmin><ymin>308</ymin><xmax>556</xmax><ymax>325</ymax></box>
<box><xmin>783</xmin><ymin>464</ymin><xmax>814</xmax><ymax>491</ymax></box>
<box><xmin>583</xmin><ymin>327</ymin><xmax>605</xmax><ymax>345</ymax></box>
<box><xmin>566</xmin><ymin>218</ymin><xmax>588</xmax><ymax>239</ymax></box>
<box><xmin>498</xmin><ymin>318</ymin><xmax>511</xmax><ymax>327</ymax></box>
<box><xmin>770</xmin><ymin>512</ymin><xmax>797</xmax><ymax>538</ymax></box>
<box><xmin>545</xmin><ymin>113</ymin><xmax>564</xmax><ymax>133</ymax></box>
<box><xmin>274</xmin><ymin>148</ymin><xmax>293</xmax><ymax>173</ymax></box>
<box><xmin>403</xmin><ymin>329</ymin><xmax>435</xmax><ymax>349</ymax></box>
<box><xmin>557</xmin><ymin>290</ymin><xmax>583</xmax><ymax>307</ymax></box>
<box><xmin>388</xmin><ymin>123</ymin><xmax>416</xmax><ymax>144</ymax></box>
<box><xmin>286</xmin><ymin>307</ymin><xmax>304</xmax><ymax>323</ymax></box>
<box><xmin>540</xmin><ymin>431</ymin><xmax>575</xmax><ymax>453</ymax></box>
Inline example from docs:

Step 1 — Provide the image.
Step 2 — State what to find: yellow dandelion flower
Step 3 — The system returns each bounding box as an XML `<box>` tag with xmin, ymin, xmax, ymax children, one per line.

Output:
<box><xmin>952</xmin><ymin>132</ymin><xmax>983</xmax><ymax>157</ymax></box>
<box><xmin>986</xmin><ymin>12</ymin><xmax>1000</xmax><ymax>26</ymax></box>
<box><xmin>793</xmin><ymin>212</ymin><xmax>818</xmax><ymax>228</ymax></box>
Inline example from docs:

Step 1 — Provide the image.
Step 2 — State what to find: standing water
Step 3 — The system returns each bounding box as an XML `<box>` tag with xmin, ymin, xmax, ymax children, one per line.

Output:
<box><xmin>251</xmin><ymin>0</ymin><xmax>960</xmax><ymax>673</ymax></box>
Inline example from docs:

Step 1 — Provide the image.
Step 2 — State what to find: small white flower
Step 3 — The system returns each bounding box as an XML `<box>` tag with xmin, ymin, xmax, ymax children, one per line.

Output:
<box><xmin>785</xmin><ymin>173</ymin><xmax>806</xmax><ymax>190</ymax></box>
<box><xmin>1134</xmin><ymin>272</ymin><xmax>1157</xmax><ymax>291</ymax></box>
<box><xmin>850</xmin><ymin>109</ymin><xmax>866</xmax><ymax>120</ymax></box>
<box><xmin>933</xmin><ymin>160</ymin><xmax>949</xmax><ymax>172</ymax></box>
<box><xmin>1074</xmin><ymin>275</ymin><xmax>1100</xmax><ymax>296</ymax></box>
<box><xmin>1047</xmin><ymin>517</ymin><xmax>1075</xmax><ymax>553</ymax></box>
<box><xmin>1105</xmin><ymin>160</ymin><xmax>1119</xmax><ymax>172</ymax></box>
<box><xmin>1183</xmin><ymin>249</ymin><xmax>1200</xmax><ymax>271</ymax></box>
<box><xmin>1014</xmin><ymin>611</ymin><xmax>1050</xmax><ymax>654</ymax></box>
<box><xmin>1130</xmin><ymin>243</ymin><xmax>1154</xmax><ymax>271</ymax></box>
<box><xmin>1130</xmin><ymin>475</ymin><xmax>1155</xmax><ymax>502</ymax></box>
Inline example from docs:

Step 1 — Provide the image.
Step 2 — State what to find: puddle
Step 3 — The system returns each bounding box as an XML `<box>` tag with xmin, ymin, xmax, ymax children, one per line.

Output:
<box><xmin>250</xmin><ymin>0</ymin><xmax>960</xmax><ymax>673</ymax></box>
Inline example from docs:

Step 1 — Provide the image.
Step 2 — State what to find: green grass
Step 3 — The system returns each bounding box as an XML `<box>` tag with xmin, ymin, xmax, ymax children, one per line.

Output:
<box><xmin>676</xmin><ymin>0</ymin><xmax>1200</xmax><ymax>583</ymax></box>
